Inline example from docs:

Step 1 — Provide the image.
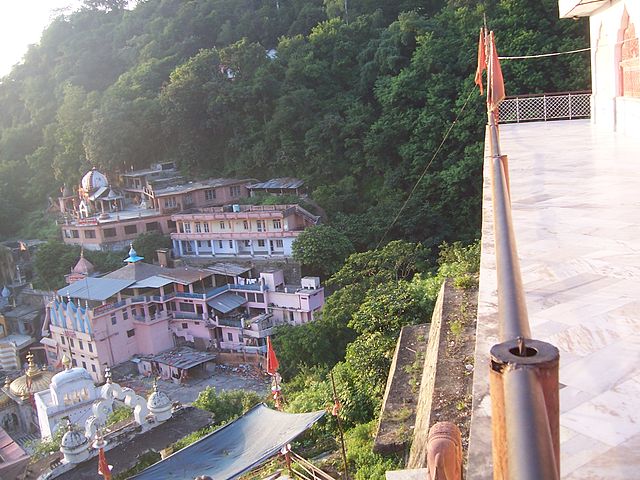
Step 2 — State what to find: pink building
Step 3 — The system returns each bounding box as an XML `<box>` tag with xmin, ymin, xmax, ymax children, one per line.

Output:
<box><xmin>41</xmin><ymin>248</ymin><xmax>324</xmax><ymax>380</ymax></box>
<box><xmin>58</xmin><ymin>164</ymin><xmax>253</xmax><ymax>251</ymax></box>
<box><xmin>171</xmin><ymin>204</ymin><xmax>319</xmax><ymax>258</ymax></box>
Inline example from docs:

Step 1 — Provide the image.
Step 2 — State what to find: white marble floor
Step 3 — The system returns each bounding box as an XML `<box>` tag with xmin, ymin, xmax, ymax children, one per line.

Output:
<box><xmin>467</xmin><ymin>120</ymin><xmax>640</xmax><ymax>479</ymax></box>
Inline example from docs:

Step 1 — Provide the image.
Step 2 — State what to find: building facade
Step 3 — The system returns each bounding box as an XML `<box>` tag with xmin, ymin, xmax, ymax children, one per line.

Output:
<box><xmin>41</xmin><ymin>249</ymin><xmax>324</xmax><ymax>381</ymax></box>
<box><xmin>59</xmin><ymin>164</ymin><xmax>254</xmax><ymax>251</ymax></box>
<box><xmin>560</xmin><ymin>0</ymin><xmax>640</xmax><ymax>135</ymax></box>
<box><xmin>171</xmin><ymin>204</ymin><xmax>319</xmax><ymax>259</ymax></box>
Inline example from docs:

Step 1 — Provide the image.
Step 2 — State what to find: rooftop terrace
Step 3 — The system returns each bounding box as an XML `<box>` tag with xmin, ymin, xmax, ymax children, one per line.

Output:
<box><xmin>468</xmin><ymin>120</ymin><xmax>640</xmax><ymax>479</ymax></box>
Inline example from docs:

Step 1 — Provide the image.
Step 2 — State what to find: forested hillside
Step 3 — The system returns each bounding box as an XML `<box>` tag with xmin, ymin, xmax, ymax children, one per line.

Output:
<box><xmin>0</xmin><ymin>0</ymin><xmax>588</xmax><ymax>250</ymax></box>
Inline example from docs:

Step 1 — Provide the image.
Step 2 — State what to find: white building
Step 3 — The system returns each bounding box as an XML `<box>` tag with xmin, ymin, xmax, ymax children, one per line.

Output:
<box><xmin>34</xmin><ymin>355</ymin><xmax>104</xmax><ymax>439</ymax></box>
<box><xmin>559</xmin><ymin>0</ymin><xmax>640</xmax><ymax>135</ymax></box>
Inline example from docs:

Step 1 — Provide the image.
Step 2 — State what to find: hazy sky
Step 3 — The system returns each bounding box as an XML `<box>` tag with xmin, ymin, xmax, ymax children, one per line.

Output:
<box><xmin>0</xmin><ymin>0</ymin><xmax>83</xmax><ymax>77</ymax></box>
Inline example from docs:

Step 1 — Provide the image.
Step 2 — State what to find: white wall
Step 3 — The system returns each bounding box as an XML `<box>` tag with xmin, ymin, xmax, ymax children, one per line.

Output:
<box><xmin>589</xmin><ymin>0</ymin><xmax>640</xmax><ymax>134</ymax></box>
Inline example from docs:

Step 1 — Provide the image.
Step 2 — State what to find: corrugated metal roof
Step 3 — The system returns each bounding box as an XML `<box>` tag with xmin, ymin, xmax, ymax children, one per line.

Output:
<box><xmin>154</xmin><ymin>178</ymin><xmax>255</xmax><ymax>197</ymax></box>
<box><xmin>139</xmin><ymin>347</ymin><xmax>217</xmax><ymax>369</ymax></box>
<box><xmin>207</xmin><ymin>293</ymin><xmax>247</xmax><ymax>314</ymax></box>
<box><xmin>207</xmin><ymin>263</ymin><xmax>252</xmax><ymax>276</ymax></box>
<box><xmin>57</xmin><ymin>277</ymin><xmax>134</xmax><ymax>301</ymax></box>
<box><xmin>130</xmin><ymin>275</ymin><xmax>173</xmax><ymax>289</ymax></box>
<box><xmin>248</xmin><ymin>177</ymin><xmax>305</xmax><ymax>190</ymax></box>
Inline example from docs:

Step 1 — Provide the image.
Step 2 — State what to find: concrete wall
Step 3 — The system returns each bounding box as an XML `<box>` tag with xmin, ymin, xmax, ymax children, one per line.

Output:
<box><xmin>407</xmin><ymin>281</ymin><xmax>446</xmax><ymax>468</ymax></box>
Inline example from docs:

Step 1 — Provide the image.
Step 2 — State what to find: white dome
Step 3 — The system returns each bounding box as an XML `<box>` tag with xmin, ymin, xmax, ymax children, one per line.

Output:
<box><xmin>60</xmin><ymin>426</ymin><xmax>88</xmax><ymax>450</ymax></box>
<box><xmin>81</xmin><ymin>168</ymin><xmax>109</xmax><ymax>192</ymax></box>
<box><xmin>147</xmin><ymin>390</ymin><xmax>171</xmax><ymax>410</ymax></box>
<box><xmin>51</xmin><ymin>367</ymin><xmax>93</xmax><ymax>390</ymax></box>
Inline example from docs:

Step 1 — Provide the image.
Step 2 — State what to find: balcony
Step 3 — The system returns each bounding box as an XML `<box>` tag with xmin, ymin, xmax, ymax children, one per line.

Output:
<box><xmin>467</xmin><ymin>119</ymin><xmax>640</xmax><ymax>478</ymax></box>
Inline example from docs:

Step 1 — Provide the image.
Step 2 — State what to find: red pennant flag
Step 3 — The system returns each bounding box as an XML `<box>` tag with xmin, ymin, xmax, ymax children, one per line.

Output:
<box><xmin>488</xmin><ymin>31</ymin><xmax>506</xmax><ymax>112</ymax></box>
<box><xmin>98</xmin><ymin>447</ymin><xmax>112</xmax><ymax>480</ymax></box>
<box><xmin>266</xmin><ymin>336</ymin><xmax>279</xmax><ymax>375</ymax></box>
<box><xmin>474</xmin><ymin>27</ymin><xmax>486</xmax><ymax>95</ymax></box>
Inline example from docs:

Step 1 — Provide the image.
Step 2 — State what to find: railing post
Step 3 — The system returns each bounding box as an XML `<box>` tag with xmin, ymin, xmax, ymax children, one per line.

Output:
<box><xmin>568</xmin><ymin>93</ymin><xmax>573</xmax><ymax>120</ymax></box>
<box><xmin>543</xmin><ymin>95</ymin><xmax>547</xmax><ymax>121</ymax></box>
<box><xmin>489</xmin><ymin>338</ymin><xmax>560</xmax><ymax>480</ymax></box>
<box><xmin>515</xmin><ymin>97</ymin><xmax>520</xmax><ymax>123</ymax></box>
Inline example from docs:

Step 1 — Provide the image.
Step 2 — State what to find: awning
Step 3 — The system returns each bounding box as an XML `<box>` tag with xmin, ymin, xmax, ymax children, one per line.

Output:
<box><xmin>130</xmin><ymin>404</ymin><xmax>324</xmax><ymax>480</ymax></box>
<box><xmin>207</xmin><ymin>292</ymin><xmax>247</xmax><ymax>314</ymax></box>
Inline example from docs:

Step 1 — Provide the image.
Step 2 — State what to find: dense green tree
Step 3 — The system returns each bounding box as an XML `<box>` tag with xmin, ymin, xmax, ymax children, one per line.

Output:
<box><xmin>193</xmin><ymin>387</ymin><xmax>263</xmax><ymax>424</ymax></box>
<box><xmin>132</xmin><ymin>232</ymin><xmax>172</xmax><ymax>264</ymax></box>
<box><xmin>292</xmin><ymin>225</ymin><xmax>354</xmax><ymax>277</ymax></box>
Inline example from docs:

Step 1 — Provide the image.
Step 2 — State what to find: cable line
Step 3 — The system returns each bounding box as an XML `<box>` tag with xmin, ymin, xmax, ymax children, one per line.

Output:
<box><xmin>375</xmin><ymin>86</ymin><xmax>477</xmax><ymax>250</ymax></box>
<box><xmin>499</xmin><ymin>47</ymin><xmax>590</xmax><ymax>60</ymax></box>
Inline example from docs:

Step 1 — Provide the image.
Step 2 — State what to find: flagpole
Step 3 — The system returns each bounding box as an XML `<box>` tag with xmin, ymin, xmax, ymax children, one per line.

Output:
<box><xmin>330</xmin><ymin>371</ymin><xmax>349</xmax><ymax>480</ymax></box>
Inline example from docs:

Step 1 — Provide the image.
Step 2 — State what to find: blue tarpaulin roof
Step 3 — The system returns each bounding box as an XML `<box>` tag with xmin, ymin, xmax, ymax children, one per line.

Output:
<box><xmin>130</xmin><ymin>403</ymin><xmax>324</xmax><ymax>480</ymax></box>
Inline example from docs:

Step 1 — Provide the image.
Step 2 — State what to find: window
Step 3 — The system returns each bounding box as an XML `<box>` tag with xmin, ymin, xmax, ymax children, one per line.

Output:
<box><xmin>218</xmin><ymin>240</ymin><xmax>224</xmax><ymax>248</ymax></box>
<box><xmin>146</xmin><ymin>221</ymin><xmax>160</xmax><ymax>232</ymax></box>
<box><xmin>61</xmin><ymin>336</ymin><xmax>66</xmax><ymax>345</ymax></box>
<box><xmin>183</xmin><ymin>223</ymin><xmax>192</xmax><ymax>234</ymax></box>
<box><xmin>72</xmin><ymin>359</ymin><xmax>77</xmax><ymax>367</ymax></box>
<box><xmin>203</xmin><ymin>222</ymin><xmax>210</xmax><ymax>233</ymax></box>
<box><xmin>184</xmin><ymin>193</ymin><xmax>194</xmax><ymax>205</ymax></box>
<box><xmin>111</xmin><ymin>315</ymin><xmax>117</xmax><ymax>326</ymax></box>
<box><xmin>230</xmin><ymin>185</ymin><xmax>241</xmax><ymax>197</ymax></box>
<box><xmin>92</xmin><ymin>364</ymin><xmax>96</xmax><ymax>372</ymax></box>
<box><xmin>84</xmin><ymin>230</ymin><xmax>96</xmax><ymax>239</ymax></box>
<box><xmin>195</xmin><ymin>222</ymin><xmax>202</xmax><ymax>233</ymax></box>
<box><xmin>104</xmin><ymin>228</ymin><xmax>117</xmax><ymax>238</ymax></box>
<box><xmin>256</xmin><ymin>220</ymin><xmax>265</xmax><ymax>232</ymax></box>
<box><xmin>256</xmin><ymin>293</ymin><xmax>264</xmax><ymax>303</ymax></box>
<box><xmin>205</xmin><ymin>189</ymin><xmax>216</xmax><ymax>201</ymax></box>
<box><xmin>243</xmin><ymin>220</ymin><xmax>249</xmax><ymax>230</ymax></box>
<box><xmin>182</xmin><ymin>322</ymin><xmax>188</xmax><ymax>329</ymax></box>
<box><xmin>71</xmin><ymin>230</ymin><xmax>79</xmax><ymax>238</ymax></box>
<box><xmin>179</xmin><ymin>303</ymin><xmax>195</xmax><ymax>312</ymax></box>
<box><xmin>64</xmin><ymin>230</ymin><xmax>71</xmax><ymax>238</ymax></box>
<box><xmin>88</xmin><ymin>343</ymin><xmax>93</xmax><ymax>353</ymax></box>
<box><xmin>69</xmin><ymin>338</ymin><xmax>75</xmax><ymax>348</ymax></box>
<box><xmin>228</xmin><ymin>240</ymin><xmax>233</xmax><ymax>248</ymax></box>
<box><xmin>244</xmin><ymin>240</ymin><xmax>251</xmax><ymax>247</ymax></box>
<box><xmin>164</xmin><ymin>197</ymin><xmax>177</xmax><ymax>208</ymax></box>
<box><xmin>273</xmin><ymin>219</ymin><xmax>281</xmax><ymax>229</ymax></box>
<box><xmin>123</xmin><ymin>311</ymin><xmax>129</xmax><ymax>320</ymax></box>
<box><xmin>257</xmin><ymin>239</ymin><xmax>266</xmax><ymax>248</ymax></box>
<box><xmin>124</xmin><ymin>224</ymin><xmax>138</xmax><ymax>235</ymax></box>
<box><xmin>274</xmin><ymin>239</ymin><xmax>284</xmax><ymax>248</ymax></box>
<box><xmin>219</xmin><ymin>221</ymin><xmax>226</xmax><ymax>230</ymax></box>
<box><xmin>127</xmin><ymin>329</ymin><xmax>135</xmax><ymax>338</ymax></box>
<box><xmin>227</xmin><ymin>332</ymin><xmax>233</xmax><ymax>341</ymax></box>
<box><xmin>78</xmin><ymin>340</ymin><xmax>83</xmax><ymax>350</ymax></box>
<box><xmin>82</xmin><ymin>361</ymin><xmax>87</xmax><ymax>369</ymax></box>
<box><xmin>168</xmin><ymin>220</ymin><xmax>177</xmax><ymax>231</ymax></box>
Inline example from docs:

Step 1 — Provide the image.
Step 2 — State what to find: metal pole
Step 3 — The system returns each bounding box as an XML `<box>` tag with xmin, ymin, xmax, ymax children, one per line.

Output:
<box><xmin>330</xmin><ymin>371</ymin><xmax>349</xmax><ymax>480</ymax></box>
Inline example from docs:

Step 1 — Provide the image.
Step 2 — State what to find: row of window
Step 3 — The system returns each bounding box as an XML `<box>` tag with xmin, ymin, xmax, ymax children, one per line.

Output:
<box><xmin>64</xmin><ymin>221</ymin><xmax>165</xmax><ymax>240</ymax></box>
<box><xmin>162</xmin><ymin>186</ymin><xmax>244</xmax><ymax>210</ymax></box>
<box><xmin>181</xmin><ymin>218</ymin><xmax>281</xmax><ymax>234</ymax></box>
<box><xmin>185</xmin><ymin>239</ymin><xmax>284</xmax><ymax>252</ymax></box>
<box><xmin>60</xmin><ymin>336</ymin><xmax>94</xmax><ymax>353</ymax></box>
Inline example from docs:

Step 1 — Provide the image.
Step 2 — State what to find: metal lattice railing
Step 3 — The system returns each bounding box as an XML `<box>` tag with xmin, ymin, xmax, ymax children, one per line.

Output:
<box><xmin>499</xmin><ymin>91</ymin><xmax>591</xmax><ymax>123</ymax></box>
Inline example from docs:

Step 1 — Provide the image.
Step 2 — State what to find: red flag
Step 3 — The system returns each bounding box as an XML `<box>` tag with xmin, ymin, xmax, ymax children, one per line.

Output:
<box><xmin>98</xmin><ymin>448</ymin><xmax>112</xmax><ymax>480</ymax></box>
<box><xmin>266</xmin><ymin>336</ymin><xmax>279</xmax><ymax>375</ymax></box>
<box><xmin>474</xmin><ymin>27</ymin><xmax>486</xmax><ymax>95</ymax></box>
<box><xmin>488</xmin><ymin>31</ymin><xmax>506</xmax><ymax>112</ymax></box>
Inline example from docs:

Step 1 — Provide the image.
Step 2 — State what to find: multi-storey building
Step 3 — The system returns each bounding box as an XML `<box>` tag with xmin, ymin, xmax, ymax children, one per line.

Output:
<box><xmin>41</xmin><ymin>248</ymin><xmax>324</xmax><ymax>381</ymax></box>
<box><xmin>171</xmin><ymin>204</ymin><xmax>319</xmax><ymax>258</ymax></box>
<box><xmin>58</xmin><ymin>164</ymin><xmax>254</xmax><ymax>251</ymax></box>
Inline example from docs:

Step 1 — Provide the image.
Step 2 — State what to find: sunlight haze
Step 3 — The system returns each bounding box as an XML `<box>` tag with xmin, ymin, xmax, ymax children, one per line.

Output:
<box><xmin>0</xmin><ymin>0</ymin><xmax>82</xmax><ymax>77</ymax></box>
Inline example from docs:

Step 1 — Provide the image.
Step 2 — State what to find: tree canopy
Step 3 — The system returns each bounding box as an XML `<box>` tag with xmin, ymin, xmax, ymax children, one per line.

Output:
<box><xmin>0</xmin><ymin>0</ymin><xmax>588</xmax><ymax>248</ymax></box>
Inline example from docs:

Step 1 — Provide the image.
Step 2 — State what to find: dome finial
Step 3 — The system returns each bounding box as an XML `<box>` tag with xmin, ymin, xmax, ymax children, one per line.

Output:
<box><xmin>124</xmin><ymin>243</ymin><xmax>144</xmax><ymax>263</ymax></box>
<box><xmin>61</xmin><ymin>354</ymin><xmax>72</xmax><ymax>371</ymax></box>
<box><xmin>26</xmin><ymin>351</ymin><xmax>39</xmax><ymax>378</ymax></box>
